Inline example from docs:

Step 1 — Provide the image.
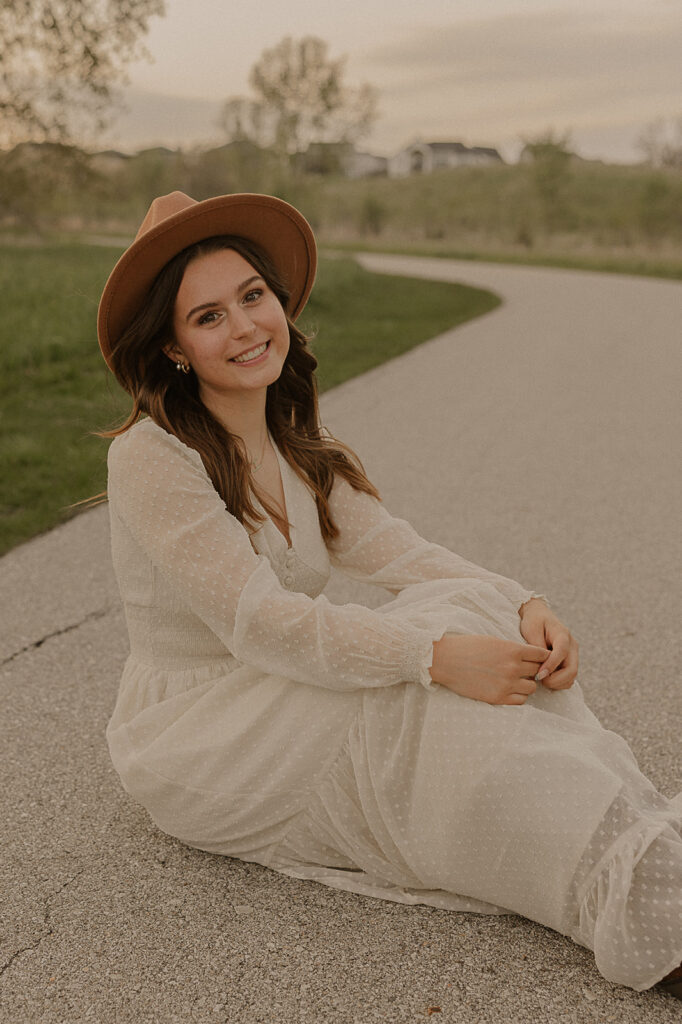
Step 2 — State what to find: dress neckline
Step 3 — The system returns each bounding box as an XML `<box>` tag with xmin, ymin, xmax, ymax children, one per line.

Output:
<box><xmin>265</xmin><ymin>433</ymin><xmax>293</xmax><ymax>550</ymax></box>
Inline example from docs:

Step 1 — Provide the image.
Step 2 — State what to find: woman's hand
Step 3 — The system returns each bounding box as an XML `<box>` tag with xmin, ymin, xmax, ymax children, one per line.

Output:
<box><xmin>429</xmin><ymin>634</ymin><xmax>550</xmax><ymax>706</ymax></box>
<box><xmin>518</xmin><ymin>598</ymin><xmax>579</xmax><ymax>691</ymax></box>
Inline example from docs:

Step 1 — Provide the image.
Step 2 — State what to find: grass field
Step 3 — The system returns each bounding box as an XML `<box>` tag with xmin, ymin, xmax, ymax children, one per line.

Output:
<box><xmin>7</xmin><ymin>155</ymin><xmax>681</xmax><ymax>279</ymax></box>
<box><xmin>301</xmin><ymin>162</ymin><xmax>682</xmax><ymax>281</ymax></box>
<box><xmin>323</xmin><ymin>238</ymin><xmax>682</xmax><ymax>282</ymax></box>
<box><xmin>0</xmin><ymin>244</ymin><xmax>499</xmax><ymax>556</ymax></box>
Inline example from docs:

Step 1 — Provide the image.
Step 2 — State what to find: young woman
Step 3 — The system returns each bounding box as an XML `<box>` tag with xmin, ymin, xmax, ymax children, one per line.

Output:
<box><xmin>98</xmin><ymin>190</ymin><xmax>681</xmax><ymax>998</ymax></box>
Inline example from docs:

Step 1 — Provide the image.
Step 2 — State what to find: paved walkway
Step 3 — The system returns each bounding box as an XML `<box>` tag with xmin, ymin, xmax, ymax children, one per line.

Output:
<box><xmin>2</xmin><ymin>256</ymin><xmax>680</xmax><ymax>1022</ymax></box>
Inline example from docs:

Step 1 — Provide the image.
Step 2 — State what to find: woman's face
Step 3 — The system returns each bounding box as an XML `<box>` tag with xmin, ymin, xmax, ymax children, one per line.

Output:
<box><xmin>166</xmin><ymin>247</ymin><xmax>290</xmax><ymax>404</ymax></box>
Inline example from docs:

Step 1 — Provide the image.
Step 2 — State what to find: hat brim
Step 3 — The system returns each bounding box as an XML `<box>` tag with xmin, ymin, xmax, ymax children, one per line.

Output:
<box><xmin>97</xmin><ymin>193</ymin><xmax>317</xmax><ymax>368</ymax></box>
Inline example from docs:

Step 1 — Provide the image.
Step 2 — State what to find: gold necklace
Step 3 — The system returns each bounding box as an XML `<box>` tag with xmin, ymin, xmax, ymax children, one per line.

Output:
<box><xmin>248</xmin><ymin>429</ymin><xmax>268</xmax><ymax>472</ymax></box>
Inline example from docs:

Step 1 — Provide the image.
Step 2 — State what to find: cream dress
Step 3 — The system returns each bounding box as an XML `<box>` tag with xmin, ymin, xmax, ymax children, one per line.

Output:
<box><xmin>106</xmin><ymin>418</ymin><xmax>682</xmax><ymax>992</ymax></box>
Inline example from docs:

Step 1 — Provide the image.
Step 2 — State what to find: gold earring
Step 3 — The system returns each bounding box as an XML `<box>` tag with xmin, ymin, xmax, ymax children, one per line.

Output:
<box><xmin>176</xmin><ymin>361</ymin><xmax>191</xmax><ymax>375</ymax></box>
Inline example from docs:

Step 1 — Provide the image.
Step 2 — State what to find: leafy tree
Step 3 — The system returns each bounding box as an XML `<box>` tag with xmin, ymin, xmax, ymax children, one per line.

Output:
<box><xmin>218</xmin><ymin>97</ymin><xmax>274</xmax><ymax>150</ymax></box>
<box><xmin>520</xmin><ymin>129</ymin><xmax>574</xmax><ymax>233</ymax></box>
<box><xmin>0</xmin><ymin>0</ymin><xmax>165</xmax><ymax>147</ymax></box>
<box><xmin>0</xmin><ymin>141</ymin><xmax>96</xmax><ymax>230</ymax></box>
<box><xmin>220</xmin><ymin>36</ymin><xmax>377</xmax><ymax>156</ymax></box>
<box><xmin>636</xmin><ymin>117</ymin><xmax>682</xmax><ymax>169</ymax></box>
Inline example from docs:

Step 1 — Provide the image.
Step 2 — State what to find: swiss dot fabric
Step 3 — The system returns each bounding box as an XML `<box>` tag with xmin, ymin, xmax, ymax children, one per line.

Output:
<box><xmin>106</xmin><ymin>418</ymin><xmax>682</xmax><ymax>992</ymax></box>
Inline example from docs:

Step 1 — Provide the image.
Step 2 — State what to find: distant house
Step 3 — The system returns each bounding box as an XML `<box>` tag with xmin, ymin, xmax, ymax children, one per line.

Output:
<box><xmin>388</xmin><ymin>141</ymin><xmax>503</xmax><ymax>177</ymax></box>
<box><xmin>133</xmin><ymin>146</ymin><xmax>178</xmax><ymax>160</ymax></box>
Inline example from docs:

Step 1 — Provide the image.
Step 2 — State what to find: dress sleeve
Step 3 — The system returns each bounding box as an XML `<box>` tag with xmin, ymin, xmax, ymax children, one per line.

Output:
<box><xmin>326</xmin><ymin>473</ymin><xmax>546</xmax><ymax>613</ymax></box>
<box><xmin>107</xmin><ymin>423</ymin><xmax>447</xmax><ymax>691</ymax></box>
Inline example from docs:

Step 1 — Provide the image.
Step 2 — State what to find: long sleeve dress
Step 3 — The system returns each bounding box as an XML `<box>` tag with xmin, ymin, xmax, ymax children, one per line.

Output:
<box><xmin>105</xmin><ymin>418</ymin><xmax>682</xmax><ymax>992</ymax></box>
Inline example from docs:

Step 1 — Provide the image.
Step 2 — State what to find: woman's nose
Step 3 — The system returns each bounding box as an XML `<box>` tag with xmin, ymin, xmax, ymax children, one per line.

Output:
<box><xmin>229</xmin><ymin>305</ymin><xmax>257</xmax><ymax>338</ymax></box>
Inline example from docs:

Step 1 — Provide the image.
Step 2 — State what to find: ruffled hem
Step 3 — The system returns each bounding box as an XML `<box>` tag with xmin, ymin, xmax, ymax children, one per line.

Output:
<box><xmin>572</xmin><ymin>792</ymin><xmax>682</xmax><ymax>991</ymax></box>
<box><xmin>270</xmin><ymin>860</ymin><xmax>511</xmax><ymax>915</ymax></box>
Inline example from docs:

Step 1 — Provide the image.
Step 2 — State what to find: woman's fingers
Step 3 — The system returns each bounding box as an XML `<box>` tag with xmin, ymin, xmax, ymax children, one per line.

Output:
<box><xmin>543</xmin><ymin>669</ymin><xmax>576</xmax><ymax>689</ymax></box>
<box><xmin>543</xmin><ymin>641</ymin><xmax>579</xmax><ymax>689</ymax></box>
<box><xmin>544</xmin><ymin>631</ymin><xmax>571</xmax><ymax>667</ymax></box>
<box><xmin>519</xmin><ymin>618</ymin><xmax>545</xmax><ymax>649</ymax></box>
<box><xmin>520</xmin><ymin>643</ymin><xmax>551</xmax><ymax>665</ymax></box>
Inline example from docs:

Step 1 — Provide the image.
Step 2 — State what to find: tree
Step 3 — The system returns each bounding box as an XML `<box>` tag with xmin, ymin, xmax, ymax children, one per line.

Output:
<box><xmin>636</xmin><ymin>117</ymin><xmax>682</xmax><ymax>169</ymax></box>
<box><xmin>217</xmin><ymin>97</ymin><xmax>275</xmax><ymax>150</ymax></box>
<box><xmin>0</xmin><ymin>0</ymin><xmax>165</xmax><ymax>148</ymax></box>
<box><xmin>220</xmin><ymin>36</ymin><xmax>377</xmax><ymax>156</ymax></box>
<box><xmin>520</xmin><ymin>129</ymin><xmax>574</xmax><ymax>233</ymax></box>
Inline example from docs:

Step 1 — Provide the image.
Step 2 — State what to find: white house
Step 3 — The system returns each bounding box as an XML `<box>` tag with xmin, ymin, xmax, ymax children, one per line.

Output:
<box><xmin>388</xmin><ymin>141</ymin><xmax>503</xmax><ymax>177</ymax></box>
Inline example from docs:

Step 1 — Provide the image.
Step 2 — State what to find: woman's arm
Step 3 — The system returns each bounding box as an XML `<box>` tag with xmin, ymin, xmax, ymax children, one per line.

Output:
<box><xmin>326</xmin><ymin>474</ymin><xmax>578</xmax><ymax>693</ymax></box>
<box><xmin>107</xmin><ymin>422</ymin><xmax>447</xmax><ymax>692</ymax></box>
<box><xmin>326</xmin><ymin>473</ymin><xmax>544</xmax><ymax>614</ymax></box>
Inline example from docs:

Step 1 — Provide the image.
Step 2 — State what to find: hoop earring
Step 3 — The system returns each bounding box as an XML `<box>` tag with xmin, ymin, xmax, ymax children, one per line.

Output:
<box><xmin>176</xmin><ymin>361</ymin><xmax>191</xmax><ymax>375</ymax></box>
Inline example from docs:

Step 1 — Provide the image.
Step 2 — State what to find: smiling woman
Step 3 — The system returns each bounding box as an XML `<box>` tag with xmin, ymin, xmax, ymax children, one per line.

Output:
<box><xmin>97</xmin><ymin>195</ymin><xmax>341</xmax><ymax>544</ymax></box>
<box><xmin>96</xmin><ymin>189</ymin><xmax>682</xmax><ymax>1001</ymax></box>
<box><xmin>161</xmin><ymin>243</ymin><xmax>297</xmax><ymax>542</ymax></box>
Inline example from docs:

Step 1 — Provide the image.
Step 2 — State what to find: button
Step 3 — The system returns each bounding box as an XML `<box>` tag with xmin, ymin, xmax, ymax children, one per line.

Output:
<box><xmin>284</xmin><ymin>575</ymin><xmax>294</xmax><ymax>586</ymax></box>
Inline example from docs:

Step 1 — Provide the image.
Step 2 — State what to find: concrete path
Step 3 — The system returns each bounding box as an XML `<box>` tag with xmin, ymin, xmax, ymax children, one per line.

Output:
<box><xmin>2</xmin><ymin>256</ymin><xmax>680</xmax><ymax>1023</ymax></box>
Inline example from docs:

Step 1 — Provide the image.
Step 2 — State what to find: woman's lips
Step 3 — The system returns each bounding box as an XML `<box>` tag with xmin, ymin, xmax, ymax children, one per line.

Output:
<box><xmin>230</xmin><ymin>340</ymin><xmax>270</xmax><ymax>365</ymax></box>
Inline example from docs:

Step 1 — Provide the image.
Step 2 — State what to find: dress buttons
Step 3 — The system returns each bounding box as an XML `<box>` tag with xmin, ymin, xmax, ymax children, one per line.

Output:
<box><xmin>284</xmin><ymin>574</ymin><xmax>294</xmax><ymax>586</ymax></box>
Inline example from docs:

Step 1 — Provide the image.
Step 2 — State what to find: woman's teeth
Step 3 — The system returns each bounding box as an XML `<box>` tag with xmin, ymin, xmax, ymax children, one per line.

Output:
<box><xmin>232</xmin><ymin>341</ymin><xmax>268</xmax><ymax>363</ymax></box>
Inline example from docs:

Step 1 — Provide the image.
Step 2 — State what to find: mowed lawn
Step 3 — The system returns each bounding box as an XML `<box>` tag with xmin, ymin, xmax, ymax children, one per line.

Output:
<box><xmin>0</xmin><ymin>243</ymin><xmax>500</xmax><ymax>556</ymax></box>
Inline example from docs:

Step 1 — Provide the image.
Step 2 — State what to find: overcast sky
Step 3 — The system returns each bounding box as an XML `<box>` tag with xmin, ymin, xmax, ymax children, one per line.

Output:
<box><xmin>99</xmin><ymin>0</ymin><xmax>682</xmax><ymax>162</ymax></box>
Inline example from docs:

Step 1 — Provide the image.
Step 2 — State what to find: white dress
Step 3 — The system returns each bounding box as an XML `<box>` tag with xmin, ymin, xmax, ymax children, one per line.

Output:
<box><xmin>105</xmin><ymin>418</ymin><xmax>682</xmax><ymax>992</ymax></box>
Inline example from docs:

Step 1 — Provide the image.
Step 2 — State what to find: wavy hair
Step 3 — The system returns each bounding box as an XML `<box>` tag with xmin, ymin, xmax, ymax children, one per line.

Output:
<box><xmin>101</xmin><ymin>235</ymin><xmax>380</xmax><ymax>542</ymax></box>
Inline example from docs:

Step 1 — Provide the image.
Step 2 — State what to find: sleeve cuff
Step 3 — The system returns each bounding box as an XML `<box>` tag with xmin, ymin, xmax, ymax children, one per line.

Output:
<box><xmin>517</xmin><ymin>591</ymin><xmax>552</xmax><ymax>614</ymax></box>
<box><xmin>401</xmin><ymin>621</ymin><xmax>453</xmax><ymax>692</ymax></box>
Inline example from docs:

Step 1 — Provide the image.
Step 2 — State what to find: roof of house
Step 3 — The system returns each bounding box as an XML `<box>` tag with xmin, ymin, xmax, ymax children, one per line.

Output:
<box><xmin>422</xmin><ymin>141</ymin><xmax>468</xmax><ymax>152</ymax></box>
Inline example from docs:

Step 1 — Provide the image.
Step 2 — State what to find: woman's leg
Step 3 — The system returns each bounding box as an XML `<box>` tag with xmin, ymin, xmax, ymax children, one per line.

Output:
<box><xmin>358</xmin><ymin>681</ymin><xmax>682</xmax><ymax>992</ymax></box>
<box><xmin>567</xmin><ymin>786</ymin><xmax>682</xmax><ymax>991</ymax></box>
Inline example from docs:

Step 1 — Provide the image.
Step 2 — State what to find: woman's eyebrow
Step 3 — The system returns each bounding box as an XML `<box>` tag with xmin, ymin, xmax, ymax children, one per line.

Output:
<box><xmin>185</xmin><ymin>276</ymin><xmax>264</xmax><ymax>321</ymax></box>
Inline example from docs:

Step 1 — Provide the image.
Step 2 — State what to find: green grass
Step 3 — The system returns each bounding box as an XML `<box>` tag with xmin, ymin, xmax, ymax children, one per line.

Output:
<box><xmin>302</xmin><ymin>255</ymin><xmax>499</xmax><ymax>390</ymax></box>
<box><xmin>322</xmin><ymin>239</ymin><xmax>682</xmax><ymax>282</ymax></box>
<box><xmin>0</xmin><ymin>244</ymin><xmax>499</xmax><ymax>555</ymax></box>
<box><xmin>295</xmin><ymin>162</ymin><xmax>682</xmax><ymax>281</ymax></box>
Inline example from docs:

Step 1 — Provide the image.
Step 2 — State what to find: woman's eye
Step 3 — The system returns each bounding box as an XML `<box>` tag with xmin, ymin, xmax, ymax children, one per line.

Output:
<box><xmin>243</xmin><ymin>288</ymin><xmax>263</xmax><ymax>303</ymax></box>
<box><xmin>197</xmin><ymin>310</ymin><xmax>220</xmax><ymax>325</ymax></box>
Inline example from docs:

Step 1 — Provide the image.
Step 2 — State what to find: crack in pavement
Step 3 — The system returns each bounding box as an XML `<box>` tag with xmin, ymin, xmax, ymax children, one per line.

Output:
<box><xmin>0</xmin><ymin>869</ymin><xmax>84</xmax><ymax>980</ymax></box>
<box><xmin>1</xmin><ymin>608</ymin><xmax>111</xmax><ymax>667</ymax></box>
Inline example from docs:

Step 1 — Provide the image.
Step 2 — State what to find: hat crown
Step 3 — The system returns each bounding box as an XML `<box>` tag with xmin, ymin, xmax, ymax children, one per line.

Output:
<box><xmin>136</xmin><ymin>191</ymin><xmax>197</xmax><ymax>241</ymax></box>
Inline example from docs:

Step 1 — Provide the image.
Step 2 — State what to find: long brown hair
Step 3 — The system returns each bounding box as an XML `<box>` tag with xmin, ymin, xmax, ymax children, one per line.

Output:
<box><xmin>101</xmin><ymin>234</ymin><xmax>380</xmax><ymax>542</ymax></box>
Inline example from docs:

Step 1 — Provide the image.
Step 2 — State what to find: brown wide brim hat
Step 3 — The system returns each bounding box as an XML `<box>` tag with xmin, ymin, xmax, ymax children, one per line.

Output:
<box><xmin>97</xmin><ymin>191</ymin><xmax>317</xmax><ymax>369</ymax></box>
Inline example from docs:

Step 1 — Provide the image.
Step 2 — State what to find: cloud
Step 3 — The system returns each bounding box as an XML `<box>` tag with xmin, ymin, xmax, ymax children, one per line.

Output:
<box><xmin>367</xmin><ymin>8</ymin><xmax>681</xmax><ymax>86</ymax></box>
<box><xmin>359</xmin><ymin>7</ymin><xmax>681</xmax><ymax>157</ymax></box>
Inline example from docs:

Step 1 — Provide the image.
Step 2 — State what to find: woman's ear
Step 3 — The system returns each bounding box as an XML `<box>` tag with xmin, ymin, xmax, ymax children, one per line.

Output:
<box><xmin>162</xmin><ymin>342</ymin><xmax>184</xmax><ymax>364</ymax></box>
